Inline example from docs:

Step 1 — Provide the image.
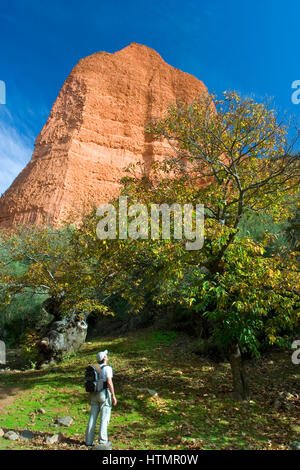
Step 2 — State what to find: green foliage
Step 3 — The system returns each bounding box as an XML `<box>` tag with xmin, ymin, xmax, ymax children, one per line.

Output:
<box><xmin>0</xmin><ymin>91</ymin><xmax>299</xmax><ymax>394</ymax></box>
<box><xmin>19</xmin><ymin>328</ymin><xmax>42</xmax><ymax>364</ymax></box>
<box><xmin>0</xmin><ymin>224</ymin><xmax>114</xmax><ymax>340</ymax></box>
<box><xmin>238</xmin><ymin>200</ymin><xmax>300</xmax><ymax>257</ymax></box>
<box><xmin>97</xmin><ymin>91</ymin><xmax>300</xmax><ymax>367</ymax></box>
<box><xmin>0</xmin><ymin>292</ymin><xmax>48</xmax><ymax>347</ymax></box>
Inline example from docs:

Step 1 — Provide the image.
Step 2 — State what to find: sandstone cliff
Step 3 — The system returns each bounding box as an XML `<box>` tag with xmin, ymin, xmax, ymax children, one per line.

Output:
<box><xmin>0</xmin><ymin>43</ymin><xmax>208</xmax><ymax>228</ymax></box>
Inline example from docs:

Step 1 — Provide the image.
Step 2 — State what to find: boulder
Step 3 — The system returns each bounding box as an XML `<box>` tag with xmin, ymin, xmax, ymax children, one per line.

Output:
<box><xmin>38</xmin><ymin>312</ymin><xmax>88</xmax><ymax>365</ymax></box>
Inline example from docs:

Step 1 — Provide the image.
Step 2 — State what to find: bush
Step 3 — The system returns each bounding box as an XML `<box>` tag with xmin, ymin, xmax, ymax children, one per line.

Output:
<box><xmin>0</xmin><ymin>292</ymin><xmax>49</xmax><ymax>347</ymax></box>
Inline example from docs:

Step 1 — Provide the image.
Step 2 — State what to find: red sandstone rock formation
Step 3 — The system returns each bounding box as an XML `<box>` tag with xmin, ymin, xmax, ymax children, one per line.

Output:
<box><xmin>0</xmin><ymin>43</ymin><xmax>209</xmax><ymax>228</ymax></box>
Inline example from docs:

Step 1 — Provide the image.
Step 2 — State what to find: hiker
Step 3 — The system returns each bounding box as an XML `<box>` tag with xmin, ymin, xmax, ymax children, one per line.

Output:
<box><xmin>85</xmin><ymin>349</ymin><xmax>117</xmax><ymax>448</ymax></box>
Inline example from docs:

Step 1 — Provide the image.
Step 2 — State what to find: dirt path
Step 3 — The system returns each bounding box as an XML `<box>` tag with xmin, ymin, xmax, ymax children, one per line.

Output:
<box><xmin>0</xmin><ymin>348</ymin><xmax>30</xmax><ymax>414</ymax></box>
<box><xmin>0</xmin><ymin>385</ymin><xmax>22</xmax><ymax>413</ymax></box>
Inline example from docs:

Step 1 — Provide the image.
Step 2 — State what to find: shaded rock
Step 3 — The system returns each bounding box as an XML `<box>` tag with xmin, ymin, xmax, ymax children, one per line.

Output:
<box><xmin>92</xmin><ymin>441</ymin><xmax>112</xmax><ymax>450</ymax></box>
<box><xmin>291</xmin><ymin>441</ymin><xmax>300</xmax><ymax>450</ymax></box>
<box><xmin>138</xmin><ymin>388</ymin><xmax>158</xmax><ymax>396</ymax></box>
<box><xmin>19</xmin><ymin>430</ymin><xmax>36</xmax><ymax>441</ymax></box>
<box><xmin>4</xmin><ymin>431</ymin><xmax>19</xmax><ymax>441</ymax></box>
<box><xmin>5</xmin><ymin>349</ymin><xmax>31</xmax><ymax>370</ymax></box>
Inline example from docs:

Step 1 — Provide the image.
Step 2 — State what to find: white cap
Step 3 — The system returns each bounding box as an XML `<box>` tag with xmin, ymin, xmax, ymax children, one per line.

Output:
<box><xmin>96</xmin><ymin>350</ymin><xmax>108</xmax><ymax>363</ymax></box>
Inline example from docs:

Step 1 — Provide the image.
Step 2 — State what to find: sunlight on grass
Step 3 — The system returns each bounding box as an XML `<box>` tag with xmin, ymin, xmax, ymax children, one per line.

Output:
<box><xmin>0</xmin><ymin>327</ymin><xmax>299</xmax><ymax>450</ymax></box>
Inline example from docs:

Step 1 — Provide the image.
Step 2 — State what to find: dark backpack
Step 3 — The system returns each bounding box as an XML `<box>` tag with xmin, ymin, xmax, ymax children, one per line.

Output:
<box><xmin>84</xmin><ymin>364</ymin><xmax>108</xmax><ymax>392</ymax></box>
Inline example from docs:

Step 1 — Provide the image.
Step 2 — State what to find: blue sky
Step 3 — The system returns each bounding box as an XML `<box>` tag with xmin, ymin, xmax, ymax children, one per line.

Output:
<box><xmin>0</xmin><ymin>0</ymin><xmax>299</xmax><ymax>195</ymax></box>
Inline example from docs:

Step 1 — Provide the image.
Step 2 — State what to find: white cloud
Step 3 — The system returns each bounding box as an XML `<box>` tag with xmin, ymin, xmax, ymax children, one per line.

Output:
<box><xmin>0</xmin><ymin>119</ymin><xmax>34</xmax><ymax>196</ymax></box>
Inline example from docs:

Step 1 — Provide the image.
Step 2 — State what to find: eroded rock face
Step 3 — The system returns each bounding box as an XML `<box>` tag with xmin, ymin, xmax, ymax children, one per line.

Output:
<box><xmin>0</xmin><ymin>43</ymin><xmax>208</xmax><ymax>228</ymax></box>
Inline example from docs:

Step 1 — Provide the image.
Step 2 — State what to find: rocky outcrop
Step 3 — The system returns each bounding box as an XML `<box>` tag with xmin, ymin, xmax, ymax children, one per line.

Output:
<box><xmin>38</xmin><ymin>312</ymin><xmax>88</xmax><ymax>367</ymax></box>
<box><xmin>0</xmin><ymin>43</ymin><xmax>209</xmax><ymax>228</ymax></box>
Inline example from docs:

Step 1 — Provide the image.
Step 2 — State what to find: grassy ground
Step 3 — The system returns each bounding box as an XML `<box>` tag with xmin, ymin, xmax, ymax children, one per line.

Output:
<box><xmin>0</xmin><ymin>327</ymin><xmax>299</xmax><ymax>450</ymax></box>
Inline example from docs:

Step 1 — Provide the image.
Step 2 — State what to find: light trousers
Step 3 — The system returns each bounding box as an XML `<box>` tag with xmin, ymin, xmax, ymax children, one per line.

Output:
<box><xmin>85</xmin><ymin>389</ymin><xmax>112</xmax><ymax>445</ymax></box>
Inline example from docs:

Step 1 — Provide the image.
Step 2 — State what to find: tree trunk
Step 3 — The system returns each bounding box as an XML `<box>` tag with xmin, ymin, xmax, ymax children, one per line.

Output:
<box><xmin>228</xmin><ymin>342</ymin><xmax>250</xmax><ymax>401</ymax></box>
<box><xmin>43</xmin><ymin>292</ymin><xmax>66</xmax><ymax>320</ymax></box>
<box><xmin>37</xmin><ymin>312</ymin><xmax>88</xmax><ymax>368</ymax></box>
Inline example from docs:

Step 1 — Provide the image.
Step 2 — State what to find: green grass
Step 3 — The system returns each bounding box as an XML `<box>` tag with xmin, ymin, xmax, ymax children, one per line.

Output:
<box><xmin>0</xmin><ymin>327</ymin><xmax>299</xmax><ymax>450</ymax></box>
